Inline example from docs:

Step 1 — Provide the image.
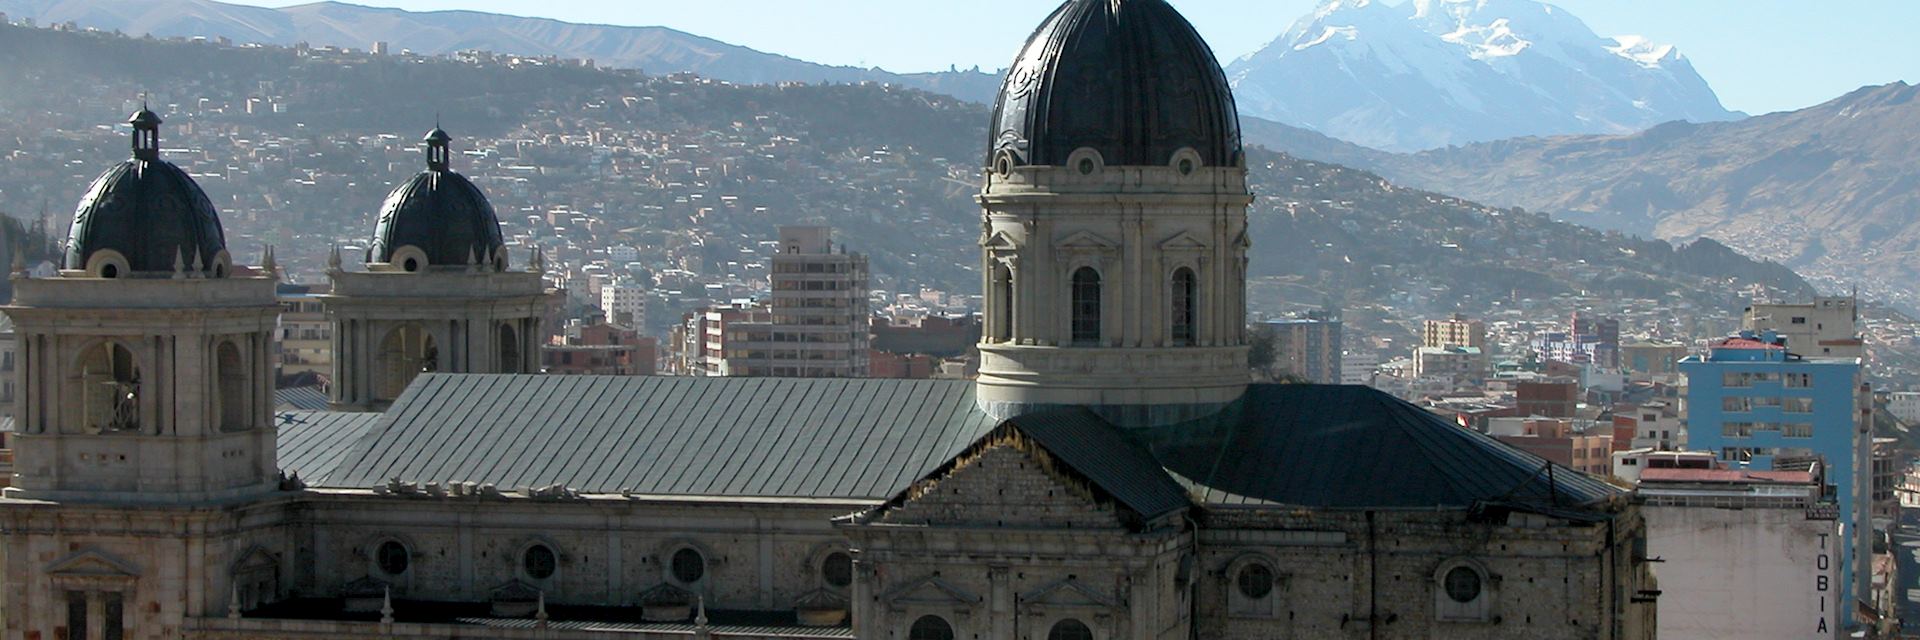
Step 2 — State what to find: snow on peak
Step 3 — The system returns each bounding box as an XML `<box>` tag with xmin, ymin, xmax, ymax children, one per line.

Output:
<box><xmin>1607</xmin><ymin>35</ymin><xmax>1678</xmax><ymax>68</ymax></box>
<box><xmin>1295</xmin><ymin>25</ymin><xmax>1361</xmax><ymax>52</ymax></box>
<box><xmin>1440</xmin><ymin>17</ymin><xmax>1531</xmax><ymax>59</ymax></box>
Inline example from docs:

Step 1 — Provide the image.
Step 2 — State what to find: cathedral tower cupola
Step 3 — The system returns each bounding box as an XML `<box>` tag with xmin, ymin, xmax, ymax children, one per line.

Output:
<box><xmin>63</xmin><ymin>107</ymin><xmax>230</xmax><ymax>278</ymax></box>
<box><xmin>975</xmin><ymin>0</ymin><xmax>1253</xmax><ymax>426</ymax></box>
<box><xmin>6</xmin><ymin>108</ymin><xmax>281</xmax><ymax>502</ymax></box>
<box><xmin>325</xmin><ymin>123</ymin><xmax>555</xmax><ymax>412</ymax></box>
<box><xmin>367</xmin><ymin>126</ymin><xmax>507</xmax><ymax>272</ymax></box>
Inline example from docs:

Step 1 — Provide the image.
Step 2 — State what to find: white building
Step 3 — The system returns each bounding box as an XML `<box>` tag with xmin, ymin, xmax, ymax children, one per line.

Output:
<box><xmin>600</xmin><ymin>278</ymin><xmax>648</xmax><ymax>327</ymax></box>
<box><xmin>1888</xmin><ymin>391</ymin><xmax>1920</xmax><ymax>425</ymax></box>
<box><xmin>1638</xmin><ymin>468</ymin><xmax>1841</xmax><ymax>639</ymax></box>
<box><xmin>1339</xmin><ymin>350</ymin><xmax>1378</xmax><ymax>386</ymax></box>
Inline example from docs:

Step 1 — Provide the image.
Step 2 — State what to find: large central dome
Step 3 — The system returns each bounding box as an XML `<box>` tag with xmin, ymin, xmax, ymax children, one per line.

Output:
<box><xmin>987</xmin><ymin>0</ymin><xmax>1242</xmax><ymax>168</ymax></box>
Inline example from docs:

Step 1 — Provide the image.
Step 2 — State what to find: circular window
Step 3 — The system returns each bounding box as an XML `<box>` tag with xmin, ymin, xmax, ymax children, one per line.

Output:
<box><xmin>1444</xmin><ymin>566</ymin><xmax>1482</xmax><ymax>604</ymax></box>
<box><xmin>1236</xmin><ymin>564</ymin><xmax>1274</xmax><ymax>599</ymax></box>
<box><xmin>670</xmin><ymin>548</ymin><xmax>705</xmax><ymax>584</ymax></box>
<box><xmin>1048</xmin><ymin>619</ymin><xmax>1094</xmax><ymax>640</ymax></box>
<box><xmin>1078</xmin><ymin>158</ymin><xmax>1095</xmax><ymax>175</ymax></box>
<box><xmin>822</xmin><ymin>551</ymin><xmax>853</xmax><ymax>588</ymax></box>
<box><xmin>101</xmin><ymin>263</ymin><xmax>119</xmax><ymax>279</ymax></box>
<box><xmin>375</xmin><ymin>540</ymin><xmax>409</xmax><ymax>576</ymax></box>
<box><xmin>908</xmin><ymin>615</ymin><xmax>954</xmax><ymax>640</ymax></box>
<box><xmin>524</xmin><ymin>544</ymin><xmax>556</xmax><ymax>580</ymax></box>
<box><xmin>1178</xmin><ymin>158</ymin><xmax>1195</xmax><ymax>175</ymax></box>
<box><xmin>402</xmin><ymin>257</ymin><xmax>420</xmax><ymax>272</ymax></box>
<box><xmin>994</xmin><ymin>155</ymin><xmax>1012</xmax><ymax>177</ymax></box>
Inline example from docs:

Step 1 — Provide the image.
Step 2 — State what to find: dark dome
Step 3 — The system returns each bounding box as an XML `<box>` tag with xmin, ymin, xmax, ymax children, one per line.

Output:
<box><xmin>988</xmin><ymin>0</ymin><xmax>1242</xmax><ymax>168</ymax></box>
<box><xmin>368</xmin><ymin>128</ymin><xmax>505</xmax><ymax>268</ymax></box>
<box><xmin>64</xmin><ymin>109</ymin><xmax>227</xmax><ymax>274</ymax></box>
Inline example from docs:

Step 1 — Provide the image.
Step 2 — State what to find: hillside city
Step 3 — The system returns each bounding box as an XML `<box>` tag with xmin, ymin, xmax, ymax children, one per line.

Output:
<box><xmin>1</xmin><ymin>1</ymin><xmax>1919</xmax><ymax>638</ymax></box>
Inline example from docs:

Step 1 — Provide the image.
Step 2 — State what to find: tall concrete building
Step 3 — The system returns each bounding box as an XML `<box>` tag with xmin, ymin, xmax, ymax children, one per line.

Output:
<box><xmin>0</xmin><ymin>5</ymin><xmax>1656</xmax><ymax>639</ymax></box>
<box><xmin>1744</xmin><ymin>297</ymin><xmax>1862</xmax><ymax>358</ymax></box>
<box><xmin>1258</xmin><ymin>312</ymin><xmax>1341</xmax><ymax>384</ymax></box>
<box><xmin>765</xmin><ymin>226</ymin><xmax>869</xmax><ymax>377</ymax></box>
<box><xmin>1422</xmin><ymin>312</ymin><xmax>1485</xmax><ymax>350</ymax></box>
<box><xmin>599</xmin><ymin>277</ymin><xmax>648</xmax><ymax>327</ymax></box>
<box><xmin>1679</xmin><ymin>331</ymin><xmax>1869</xmax><ymax>618</ymax></box>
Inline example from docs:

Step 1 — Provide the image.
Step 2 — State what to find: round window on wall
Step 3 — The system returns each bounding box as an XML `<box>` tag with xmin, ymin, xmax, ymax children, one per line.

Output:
<box><xmin>1236</xmin><ymin>564</ymin><xmax>1274</xmax><ymax>599</ymax></box>
<box><xmin>670</xmin><ymin>548</ymin><xmax>705</xmax><ymax>584</ymax></box>
<box><xmin>375</xmin><ymin>540</ymin><xmax>410</xmax><ymax>576</ymax></box>
<box><xmin>1444</xmin><ymin>566</ymin><xmax>1482</xmax><ymax>603</ymax></box>
<box><xmin>822</xmin><ymin>551</ymin><xmax>853</xmax><ymax>588</ymax></box>
<box><xmin>524</xmin><ymin>544</ymin><xmax>557</xmax><ymax>580</ymax></box>
<box><xmin>908</xmin><ymin>615</ymin><xmax>955</xmax><ymax>640</ymax></box>
<box><xmin>1048</xmin><ymin>619</ymin><xmax>1094</xmax><ymax>640</ymax></box>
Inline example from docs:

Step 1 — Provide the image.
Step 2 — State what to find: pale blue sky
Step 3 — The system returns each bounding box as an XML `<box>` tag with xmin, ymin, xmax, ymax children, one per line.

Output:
<box><xmin>236</xmin><ymin>0</ymin><xmax>1920</xmax><ymax>115</ymax></box>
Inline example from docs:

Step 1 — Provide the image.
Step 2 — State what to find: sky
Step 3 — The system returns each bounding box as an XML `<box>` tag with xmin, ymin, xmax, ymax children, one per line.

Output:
<box><xmin>229</xmin><ymin>0</ymin><xmax>1920</xmax><ymax>116</ymax></box>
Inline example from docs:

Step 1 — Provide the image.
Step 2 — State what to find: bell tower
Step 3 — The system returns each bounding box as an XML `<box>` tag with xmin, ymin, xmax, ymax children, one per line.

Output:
<box><xmin>5</xmin><ymin>108</ymin><xmax>281</xmax><ymax>502</ymax></box>
<box><xmin>326</xmin><ymin>126</ymin><xmax>554</xmax><ymax>411</ymax></box>
<box><xmin>973</xmin><ymin>0</ymin><xmax>1252</xmax><ymax>426</ymax></box>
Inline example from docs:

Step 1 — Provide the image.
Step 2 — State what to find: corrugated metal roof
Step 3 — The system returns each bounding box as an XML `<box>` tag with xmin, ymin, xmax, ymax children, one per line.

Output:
<box><xmin>276</xmin><ymin>411</ymin><xmax>386</xmax><ymax>485</ymax></box>
<box><xmin>320</xmin><ymin>375</ymin><xmax>999</xmax><ymax>499</ymax></box>
<box><xmin>1004</xmin><ymin>408</ymin><xmax>1190</xmax><ymax>520</ymax></box>
<box><xmin>275</xmin><ymin>385</ymin><xmax>330</xmax><ymax>411</ymax></box>
<box><xmin>1139</xmin><ymin>385</ymin><xmax>1621</xmax><ymax>510</ymax></box>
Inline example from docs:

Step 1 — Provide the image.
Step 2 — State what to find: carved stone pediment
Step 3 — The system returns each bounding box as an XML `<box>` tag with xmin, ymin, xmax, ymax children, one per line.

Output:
<box><xmin>231</xmin><ymin>545</ymin><xmax>279</xmax><ymax>573</ymax></box>
<box><xmin>1019</xmin><ymin>576</ymin><xmax>1120</xmax><ymax>611</ymax></box>
<box><xmin>983</xmin><ymin>230</ymin><xmax>1022</xmax><ymax>252</ymax></box>
<box><xmin>45</xmin><ymin>549</ymin><xmax>140</xmax><ymax>590</ymax></box>
<box><xmin>1052</xmin><ymin>230</ymin><xmax>1118</xmax><ymax>253</ymax></box>
<box><xmin>1157</xmin><ymin>230</ymin><xmax>1210</xmax><ymax>252</ymax></box>
<box><xmin>882</xmin><ymin>575</ymin><xmax>982</xmax><ymax>611</ymax></box>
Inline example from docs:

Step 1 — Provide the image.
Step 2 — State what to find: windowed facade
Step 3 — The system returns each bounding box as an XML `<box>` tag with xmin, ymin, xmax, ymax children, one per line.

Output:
<box><xmin>1070</xmin><ymin>267</ymin><xmax>1101</xmax><ymax>345</ymax></box>
<box><xmin>1171</xmin><ymin>267</ymin><xmax>1196</xmax><ymax>346</ymax></box>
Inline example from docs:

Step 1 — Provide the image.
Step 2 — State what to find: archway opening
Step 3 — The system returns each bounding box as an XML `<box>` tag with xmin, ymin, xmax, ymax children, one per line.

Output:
<box><xmin>217</xmin><ymin>340</ymin><xmax>249</xmax><ymax>431</ymax></box>
<box><xmin>377</xmin><ymin>325</ymin><xmax>437</xmax><ymax>401</ymax></box>
<box><xmin>499</xmin><ymin>323</ymin><xmax>521</xmax><ymax>373</ymax></box>
<box><xmin>76</xmin><ymin>342</ymin><xmax>140</xmax><ymax>433</ymax></box>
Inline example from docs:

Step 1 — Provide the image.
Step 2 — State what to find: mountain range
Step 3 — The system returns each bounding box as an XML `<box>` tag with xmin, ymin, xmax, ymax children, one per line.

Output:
<box><xmin>1338</xmin><ymin>81</ymin><xmax>1920</xmax><ymax>307</ymax></box>
<box><xmin>1226</xmin><ymin>0</ymin><xmax>1742</xmax><ymax>151</ymax></box>
<box><xmin>0</xmin><ymin>21</ymin><xmax>1811</xmax><ymax>322</ymax></box>
<box><xmin>0</xmin><ymin>0</ymin><xmax>1752</xmax><ymax>155</ymax></box>
<box><xmin>0</xmin><ymin>0</ymin><xmax>1006</xmax><ymax>102</ymax></box>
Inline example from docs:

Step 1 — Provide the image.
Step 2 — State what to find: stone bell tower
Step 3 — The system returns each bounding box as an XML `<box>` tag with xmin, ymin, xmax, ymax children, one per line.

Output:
<box><xmin>3</xmin><ymin>107</ymin><xmax>281</xmax><ymax>502</ymax></box>
<box><xmin>326</xmin><ymin>126</ymin><xmax>554</xmax><ymax>411</ymax></box>
<box><xmin>973</xmin><ymin>0</ymin><xmax>1253</xmax><ymax>426</ymax></box>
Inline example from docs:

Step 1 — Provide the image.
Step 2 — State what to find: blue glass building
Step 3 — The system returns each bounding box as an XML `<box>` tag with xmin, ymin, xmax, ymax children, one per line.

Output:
<box><xmin>1679</xmin><ymin>331</ymin><xmax>1866</xmax><ymax>613</ymax></box>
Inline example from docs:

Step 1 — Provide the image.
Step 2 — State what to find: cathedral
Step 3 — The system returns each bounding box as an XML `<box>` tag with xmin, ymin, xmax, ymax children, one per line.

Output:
<box><xmin>0</xmin><ymin>1</ymin><xmax>1657</xmax><ymax>639</ymax></box>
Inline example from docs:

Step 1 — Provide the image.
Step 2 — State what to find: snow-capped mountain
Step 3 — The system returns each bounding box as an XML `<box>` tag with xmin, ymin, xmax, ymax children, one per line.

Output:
<box><xmin>1227</xmin><ymin>0</ymin><xmax>1742</xmax><ymax>151</ymax></box>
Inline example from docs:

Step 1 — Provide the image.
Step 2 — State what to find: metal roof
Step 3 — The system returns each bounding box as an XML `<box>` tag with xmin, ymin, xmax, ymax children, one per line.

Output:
<box><xmin>319</xmin><ymin>375</ymin><xmax>999</xmax><ymax>498</ymax></box>
<box><xmin>1003</xmin><ymin>408</ymin><xmax>1191</xmax><ymax>521</ymax></box>
<box><xmin>275</xmin><ymin>385</ymin><xmax>330</xmax><ymax>411</ymax></box>
<box><xmin>1138</xmin><ymin>385</ymin><xmax>1622</xmax><ymax>510</ymax></box>
<box><xmin>276</xmin><ymin>410</ymin><xmax>386</xmax><ymax>485</ymax></box>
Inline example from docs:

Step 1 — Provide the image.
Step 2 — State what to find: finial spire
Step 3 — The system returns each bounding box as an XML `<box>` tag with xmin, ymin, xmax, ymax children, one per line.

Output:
<box><xmin>129</xmin><ymin>102</ymin><xmax>163</xmax><ymax>161</ymax></box>
<box><xmin>424</xmin><ymin>124</ymin><xmax>452</xmax><ymax>171</ymax></box>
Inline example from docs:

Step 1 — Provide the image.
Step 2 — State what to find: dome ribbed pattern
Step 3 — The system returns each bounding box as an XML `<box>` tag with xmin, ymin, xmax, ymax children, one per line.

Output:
<box><xmin>987</xmin><ymin>0</ymin><xmax>1242</xmax><ymax>168</ymax></box>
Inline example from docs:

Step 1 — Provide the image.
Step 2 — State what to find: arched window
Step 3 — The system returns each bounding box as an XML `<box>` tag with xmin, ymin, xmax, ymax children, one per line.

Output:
<box><xmin>376</xmin><ymin>325</ymin><xmax>436</xmax><ymax>401</ymax></box>
<box><xmin>1049</xmin><ymin>619</ymin><xmax>1094</xmax><ymax>640</ymax></box>
<box><xmin>909</xmin><ymin>615</ymin><xmax>954</xmax><ymax>640</ymax></box>
<box><xmin>217</xmin><ymin>341</ymin><xmax>249</xmax><ymax>431</ymax></box>
<box><xmin>523</xmin><ymin>544</ymin><xmax>557</xmax><ymax>580</ymax></box>
<box><xmin>991</xmin><ymin>263</ymin><xmax>1013</xmax><ymax>343</ymax></box>
<box><xmin>670</xmin><ymin>548</ymin><xmax>705</xmax><ymax>585</ymax></box>
<box><xmin>822</xmin><ymin>551</ymin><xmax>853</xmax><ymax>588</ymax></box>
<box><xmin>1070</xmin><ymin>267</ymin><xmax>1101</xmax><ymax>345</ymax></box>
<box><xmin>498</xmin><ymin>323</ymin><xmax>521</xmax><ymax>373</ymax></box>
<box><xmin>1171</xmin><ymin>267</ymin><xmax>1196</xmax><ymax>346</ymax></box>
<box><xmin>375</xmin><ymin>540</ymin><xmax>410</xmax><ymax>577</ymax></box>
<box><xmin>77</xmin><ymin>342</ymin><xmax>140</xmax><ymax>433</ymax></box>
<box><xmin>1237</xmin><ymin>563</ymin><xmax>1274</xmax><ymax>599</ymax></box>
